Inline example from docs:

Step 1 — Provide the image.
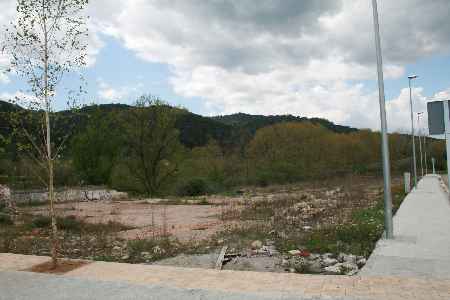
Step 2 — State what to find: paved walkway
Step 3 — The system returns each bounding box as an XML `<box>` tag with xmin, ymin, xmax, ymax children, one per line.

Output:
<box><xmin>1</xmin><ymin>175</ymin><xmax>449</xmax><ymax>299</ymax></box>
<box><xmin>361</xmin><ymin>175</ymin><xmax>450</xmax><ymax>278</ymax></box>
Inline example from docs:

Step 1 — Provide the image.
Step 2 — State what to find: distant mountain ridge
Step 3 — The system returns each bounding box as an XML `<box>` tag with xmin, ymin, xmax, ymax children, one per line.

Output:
<box><xmin>0</xmin><ymin>100</ymin><xmax>357</xmax><ymax>150</ymax></box>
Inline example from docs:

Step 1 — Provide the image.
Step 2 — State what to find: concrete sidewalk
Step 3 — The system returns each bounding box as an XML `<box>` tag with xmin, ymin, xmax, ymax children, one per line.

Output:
<box><xmin>361</xmin><ymin>175</ymin><xmax>450</xmax><ymax>278</ymax></box>
<box><xmin>1</xmin><ymin>253</ymin><xmax>449</xmax><ymax>300</ymax></box>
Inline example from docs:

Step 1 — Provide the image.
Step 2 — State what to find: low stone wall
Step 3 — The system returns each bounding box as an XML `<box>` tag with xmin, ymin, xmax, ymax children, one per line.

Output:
<box><xmin>11</xmin><ymin>188</ymin><xmax>128</xmax><ymax>205</ymax></box>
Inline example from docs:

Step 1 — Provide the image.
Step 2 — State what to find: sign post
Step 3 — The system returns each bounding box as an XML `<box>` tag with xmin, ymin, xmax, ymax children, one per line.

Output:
<box><xmin>442</xmin><ymin>101</ymin><xmax>450</xmax><ymax>189</ymax></box>
<box><xmin>427</xmin><ymin>100</ymin><xmax>450</xmax><ymax>187</ymax></box>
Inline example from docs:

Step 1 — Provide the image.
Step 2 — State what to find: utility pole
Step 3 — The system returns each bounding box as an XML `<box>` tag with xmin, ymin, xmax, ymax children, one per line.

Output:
<box><xmin>371</xmin><ymin>0</ymin><xmax>393</xmax><ymax>239</ymax></box>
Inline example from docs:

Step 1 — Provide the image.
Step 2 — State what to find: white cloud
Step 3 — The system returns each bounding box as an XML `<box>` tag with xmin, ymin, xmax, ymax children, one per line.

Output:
<box><xmin>3</xmin><ymin>0</ymin><xmax>449</xmax><ymax>130</ymax></box>
<box><xmin>97</xmin><ymin>79</ymin><xmax>143</xmax><ymax>102</ymax></box>
<box><xmin>85</xmin><ymin>0</ymin><xmax>450</xmax><ymax>130</ymax></box>
<box><xmin>0</xmin><ymin>91</ymin><xmax>41</xmax><ymax>108</ymax></box>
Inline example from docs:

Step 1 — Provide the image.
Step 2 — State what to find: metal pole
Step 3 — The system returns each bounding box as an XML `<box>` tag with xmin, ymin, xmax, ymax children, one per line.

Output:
<box><xmin>409</xmin><ymin>79</ymin><xmax>418</xmax><ymax>186</ymax></box>
<box><xmin>424</xmin><ymin>134</ymin><xmax>428</xmax><ymax>174</ymax></box>
<box><xmin>432</xmin><ymin>157</ymin><xmax>436</xmax><ymax>174</ymax></box>
<box><xmin>371</xmin><ymin>0</ymin><xmax>393</xmax><ymax>239</ymax></box>
<box><xmin>417</xmin><ymin>113</ymin><xmax>424</xmax><ymax>177</ymax></box>
<box><xmin>442</xmin><ymin>100</ymin><xmax>450</xmax><ymax>190</ymax></box>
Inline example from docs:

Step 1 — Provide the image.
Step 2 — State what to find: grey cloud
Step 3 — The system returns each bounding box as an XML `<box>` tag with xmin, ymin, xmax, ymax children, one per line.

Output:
<box><xmin>155</xmin><ymin>0</ymin><xmax>342</xmax><ymax>36</ymax></box>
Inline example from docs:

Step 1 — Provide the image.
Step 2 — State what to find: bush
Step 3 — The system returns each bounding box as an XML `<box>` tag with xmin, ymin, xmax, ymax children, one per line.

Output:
<box><xmin>177</xmin><ymin>178</ymin><xmax>210</xmax><ymax>196</ymax></box>
<box><xmin>57</xmin><ymin>215</ymin><xmax>82</xmax><ymax>232</ymax></box>
<box><xmin>0</xmin><ymin>213</ymin><xmax>13</xmax><ymax>225</ymax></box>
<box><xmin>31</xmin><ymin>215</ymin><xmax>52</xmax><ymax>228</ymax></box>
<box><xmin>30</xmin><ymin>215</ymin><xmax>81</xmax><ymax>232</ymax></box>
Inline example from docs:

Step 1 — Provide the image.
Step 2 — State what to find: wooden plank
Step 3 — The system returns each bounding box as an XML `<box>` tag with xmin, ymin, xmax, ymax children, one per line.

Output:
<box><xmin>215</xmin><ymin>246</ymin><xmax>228</xmax><ymax>270</ymax></box>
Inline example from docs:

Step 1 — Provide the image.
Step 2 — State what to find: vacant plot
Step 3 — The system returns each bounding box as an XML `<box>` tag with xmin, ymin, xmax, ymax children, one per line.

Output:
<box><xmin>2</xmin><ymin>174</ymin><xmax>405</xmax><ymax>275</ymax></box>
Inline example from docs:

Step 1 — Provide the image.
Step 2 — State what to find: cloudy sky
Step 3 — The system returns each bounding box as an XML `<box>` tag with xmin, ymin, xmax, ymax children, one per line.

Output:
<box><xmin>1</xmin><ymin>0</ymin><xmax>450</xmax><ymax>133</ymax></box>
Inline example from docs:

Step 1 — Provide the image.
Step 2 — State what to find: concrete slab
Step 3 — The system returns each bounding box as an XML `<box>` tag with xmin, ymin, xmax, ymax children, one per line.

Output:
<box><xmin>1</xmin><ymin>254</ymin><xmax>449</xmax><ymax>300</ymax></box>
<box><xmin>361</xmin><ymin>175</ymin><xmax>450</xmax><ymax>278</ymax></box>
<box><xmin>0</xmin><ymin>253</ymin><xmax>50</xmax><ymax>271</ymax></box>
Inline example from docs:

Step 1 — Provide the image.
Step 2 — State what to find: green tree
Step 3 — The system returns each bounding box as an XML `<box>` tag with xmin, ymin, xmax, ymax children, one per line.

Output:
<box><xmin>71</xmin><ymin>111</ymin><xmax>122</xmax><ymax>185</ymax></box>
<box><xmin>122</xmin><ymin>95</ymin><xmax>184</xmax><ymax>196</ymax></box>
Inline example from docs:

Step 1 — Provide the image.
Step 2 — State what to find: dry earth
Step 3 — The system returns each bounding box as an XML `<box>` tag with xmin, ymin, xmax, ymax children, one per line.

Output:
<box><xmin>24</xmin><ymin>175</ymin><xmax>390</xmax><ymax>244</ymax></box>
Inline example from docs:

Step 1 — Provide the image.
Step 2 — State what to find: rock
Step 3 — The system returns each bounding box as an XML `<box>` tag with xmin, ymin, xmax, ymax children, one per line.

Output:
<box><xmin>292</xmin><ymin>257</ymin><xmax>308</xmax><ymax>273</ymax></box>
<box><xmin>153</xmin><ymin>246</ymin><xmax>164</xmax><ymax>255</ymax></box>
<box><xmin>302</xmin><ymin>226</ymin><xmax>312</xmax><ymax>231</ymax></box>
<box><xmin>288</xmin><ymin>268</ymin><xmax>296</xmax><ymax>273</ymax></box>
<box><xmin>341</xmin><ymin>262</ymin><xmax>358</xmax><ymax>275</ymax></box>
<box><xmin>267</xmin><ymin>245</ymin><xmax>279</xmax><ymax>256</ymax></box>
<box><xmin>322</xmin><ymin>257</ymin><xmax>338</xmax><ymax>267</ymax></box>
<box><xmin>281</xmin><ymin>258</ymin><xmax>290</xmax><ymax>267</ymax></box>
<box><xmin>356</xmin><ymin>258</ymin><xmax>367</xmax><ymax>268</ymax></box>
<box><xmin>324</xmin><ymin>263</ymin><xmax>343</xmax><ymax>275</ymax></box>
<box><xmin>343</xmin><ymin>254</ymin><xmax>357</xmax><ymax>264</ymax></box>
<box><xmin>308</xmin><ymin>253</ymin><xmax>320</xmax><ymax>260</ymax></box>
<box><xmin>121</xmin><ymin>255</ymin><xmax>130</xmax><ymax>260</ymax></box>
<box><xmin>113</xmin><ymin>246</ymin><xmax>121</xmax><ymax>251</ymax></box>
<box><xmin>288</xmin><ymin>249</ymin><xmax>301</xmax><ymax>256</ymax></box>
<box><xmin>251</xmin><ymin>240</ymin><xmax>263</xmax><ymax>249</ymax></box>
<box><xmin>140</xmin><ymin>251</ymin><xmax>150</xmax><ymax>257</ymax></box>
<box><xmin>322</xmin><ymin>252</ymin><xmax>334</xmax><ymax>259</ymax></box>
<box><xmin>265</xmin><ymin>240</ymin><xmax>275</xmax><ymax>246</ymax></box>
<box><xmin>305</xmin><ymin>260</ymin><xmax>323</xmax><ymax>274</ymax></box>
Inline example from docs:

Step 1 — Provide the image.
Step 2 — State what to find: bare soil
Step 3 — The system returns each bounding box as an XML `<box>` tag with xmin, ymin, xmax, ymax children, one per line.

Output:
<box><xmin>25</xmin><ymin>260</ymin><xmax>91</xmax><ymax>274</ymax></box>
<box><xmin>23</xmin><ymin>175</ymin><xmax>392</xmax><ymax>244</ymax></box>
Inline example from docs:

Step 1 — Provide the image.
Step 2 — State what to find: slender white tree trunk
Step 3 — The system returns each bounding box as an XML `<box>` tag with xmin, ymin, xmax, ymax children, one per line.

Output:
<box><xmin>43</xmin><ymin>3</ymin><xmax>58</xmax><ymax>268</ymax></box>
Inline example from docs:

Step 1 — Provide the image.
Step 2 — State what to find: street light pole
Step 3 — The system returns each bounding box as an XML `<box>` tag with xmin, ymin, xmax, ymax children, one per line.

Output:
<box><xmin>408</xmin><ymin>75</ymin><xmax>418</xmax><ymax>186</ymax></box>
<box><xmin>417</xmin><ymin>112</ymin><xmax>424</xmax><ymax>177</ymax></box>
<box><xmin>371</xmin><ymin>0</ymin><xmax>393</xmax><ymax>239</ymax></box>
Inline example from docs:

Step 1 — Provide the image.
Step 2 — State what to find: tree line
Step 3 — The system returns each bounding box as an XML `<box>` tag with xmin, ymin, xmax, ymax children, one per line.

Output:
<box><xmin>1</xmin><ymin>95</ymin><xmax>445</xmax><ymax>197</ymax></box>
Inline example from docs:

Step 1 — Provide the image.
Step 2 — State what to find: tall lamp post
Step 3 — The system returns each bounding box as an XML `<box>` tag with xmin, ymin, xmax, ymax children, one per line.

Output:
<box><xmin>371</xmin><ymin>0</ymin><xmax>393</xmax><ymax>239</ymax></box>
<box><xmin>408</xmin><ymin>75</ymin><xmax>418</xmax><ymax>186</ymax></box>
<box><xmin>417</xmin><ymin>112</ymin><xmax>424</xmax><ymax>177</ymax></box>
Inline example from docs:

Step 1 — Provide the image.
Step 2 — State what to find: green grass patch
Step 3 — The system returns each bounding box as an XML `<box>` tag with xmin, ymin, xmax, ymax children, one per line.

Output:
<box><xmin>27</xmin><ymin>215</ymin><xmax>132</xmax><ymax>233</ymax></box>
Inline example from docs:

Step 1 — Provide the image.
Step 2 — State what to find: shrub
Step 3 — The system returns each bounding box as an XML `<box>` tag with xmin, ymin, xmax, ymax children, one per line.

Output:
<box><xmin>0</xmin><ymin>213</ymin><xmax>13</xmax><ymax>225</ymax></box>
<box><xmin>57</xmin><ymin>215</ymin><xmax>82</xmax><ymax>232</ymax></box>
<box><xmin>31</xmin><ymin>215</ymin><xmax>52</xmax><ymax>228</ymax></box>
<box><xmin>177</xmin><ymin>178</ymin><xmax>210</xmax><ymax>196</ymax></box>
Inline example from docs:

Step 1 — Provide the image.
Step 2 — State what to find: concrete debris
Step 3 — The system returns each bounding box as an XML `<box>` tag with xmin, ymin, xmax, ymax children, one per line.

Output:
<box><xmin>322</xmin><ymin>257</ymin><xmax>338</xmax><ymax>267</ymax></box>
<box><xmin>250</xmin><ymin>240</ymin><xmax>263</xmax><ymax>250</ymax></box>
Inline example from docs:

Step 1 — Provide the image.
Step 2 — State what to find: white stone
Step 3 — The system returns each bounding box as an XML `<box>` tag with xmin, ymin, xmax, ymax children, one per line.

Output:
<box><xmin>251</xmin><ymin>240</ymin><xmax>263</xmax><ymax>249</ymax></box>
<box><xmin>324</xmin><ymin>263</ymin><xmax>343</xmax><ymax>275</ymax></box>
<box><xmin>288</xmin><ymin>250</ymin><xmax>301</xmax><ymax>256</ymax></box>
<box><xmin>322</xmin><ymin>257</ymin><xmax>338</xmax><ymax>267</ymax></box>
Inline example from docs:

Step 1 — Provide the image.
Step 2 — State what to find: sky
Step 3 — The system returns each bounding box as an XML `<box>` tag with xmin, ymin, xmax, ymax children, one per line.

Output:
<box><xmin>1</xmin><ymin>0</ymin><xmax>450</xmax><ymax>133</ymax></box>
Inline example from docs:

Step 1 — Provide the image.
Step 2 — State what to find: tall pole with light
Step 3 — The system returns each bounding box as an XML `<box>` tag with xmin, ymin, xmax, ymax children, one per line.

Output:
<box><xmin>408</xmin><ymin>75</ymin><xmax>418</xmax><ymax>186</ymax></box>
<box><xmin>371</xmin><ymin>0</ymin><xmax>393</xmax><ymax>239</ymax></box>
<box><xmin>417</xmin><ymin>112</ymin><xmax>424</xmax><ymax>177</ymax></box>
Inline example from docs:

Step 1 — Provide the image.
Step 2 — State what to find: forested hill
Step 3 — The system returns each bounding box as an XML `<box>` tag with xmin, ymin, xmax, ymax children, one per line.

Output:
<box><xmin>212</xmin><ymin>113</ymin><xmax>357</xmax><ymax>135</ymax></box>
<box><xmin>0</xmin><ymin>100</ymin><xmax>356</xmax><ymax>149</ymax></box>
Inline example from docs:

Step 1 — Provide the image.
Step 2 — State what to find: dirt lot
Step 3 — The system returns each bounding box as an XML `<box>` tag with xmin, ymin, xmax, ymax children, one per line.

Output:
<box><xmin>6</xmin><ymin>175</ymin><xmax>406</xmax><ymax>274</ymax></box>
<box><xmin>26</xmin><ymin>201</ymin><xmax>227</xmax><ymax>242</ymax></box>
<box><xmin>24</xmin><ymin>175</ymin><xmax>391</xmax><ymax>243</ymax></box>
